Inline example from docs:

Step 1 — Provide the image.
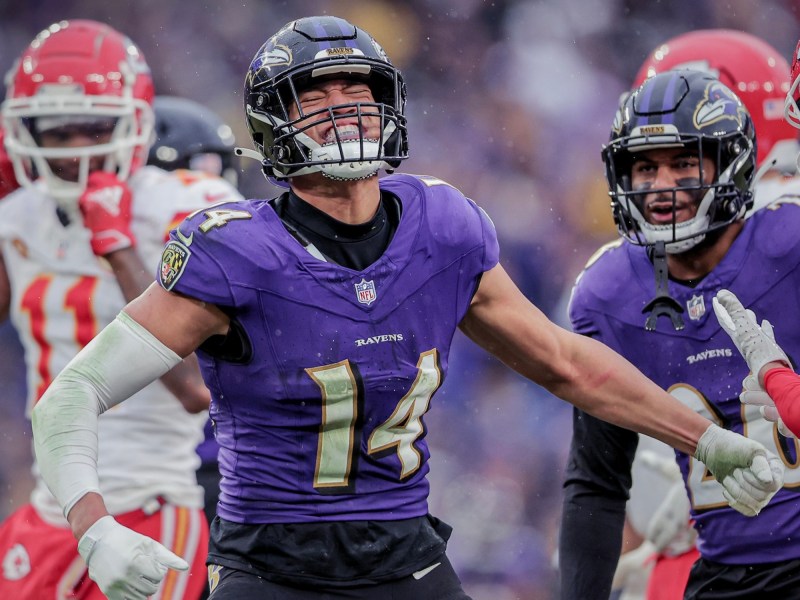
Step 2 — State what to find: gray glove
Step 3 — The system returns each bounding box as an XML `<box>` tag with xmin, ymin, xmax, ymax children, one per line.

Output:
<box><xmin>694</xmin><ymin>423</ymin><xmax>783</xmax><ymax>516</ymax></box>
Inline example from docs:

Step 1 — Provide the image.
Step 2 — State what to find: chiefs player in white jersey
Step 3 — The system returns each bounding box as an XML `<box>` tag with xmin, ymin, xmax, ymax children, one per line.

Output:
<box><xmin>0</xmin><ymin>20</ymin><xmax>241</xmax><ymax>599</ymax></box>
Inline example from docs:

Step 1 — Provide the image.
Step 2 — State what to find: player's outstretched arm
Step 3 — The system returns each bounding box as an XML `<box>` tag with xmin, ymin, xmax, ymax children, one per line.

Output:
<box><xmin>31</xmin><ymin>284</ymin><xmax>229</xmax><ymax>599</ymax></box>
<box><xmin>461</xmin><ymin>265</ymin><xmax>783</xmax><ymax>516</ymax></box>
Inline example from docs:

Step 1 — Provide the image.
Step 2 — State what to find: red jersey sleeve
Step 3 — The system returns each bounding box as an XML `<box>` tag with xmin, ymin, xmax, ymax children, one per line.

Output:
<box><xmin>763</xmin><ymin>367</ymin><xmax>800</xmax><ymax>437</ymax></box>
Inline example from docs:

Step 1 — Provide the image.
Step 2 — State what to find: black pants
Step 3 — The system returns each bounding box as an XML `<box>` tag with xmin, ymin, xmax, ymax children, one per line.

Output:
<box><xmin>685</xmin><ymin>557</ymin><xmax>800</xmax><ymax>599</ymax></box>
<box><xmin>196</xmin><ymin>462</ymin><xmax>221</xmax><ymax>600</ymax></box>
<box><xmin>206</xmin><ymin>555</ymin><xmax>473</xmax><ymax>600</ymax></box>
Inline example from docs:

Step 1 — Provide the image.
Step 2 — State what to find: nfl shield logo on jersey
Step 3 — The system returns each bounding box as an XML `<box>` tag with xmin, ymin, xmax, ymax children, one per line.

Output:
<box><xmin>354</xmin><ymin>278</ymin><xmax>377</xmax><ymax>306</ymax></box>
<box><xmin>687</xmin><ymin>294</ymin><xmax>705</xmax><ymax>321</ymax></box>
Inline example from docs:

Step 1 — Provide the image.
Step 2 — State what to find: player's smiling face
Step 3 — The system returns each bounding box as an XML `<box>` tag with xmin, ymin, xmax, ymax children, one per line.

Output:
<box><xmin>288</xmin><ymin>78</ymin><xmax>382</xmax><ymax>147</ymax></box>
<box><xmin>630</xmin><ymin>147</ymin><xmax>716</xmax><ymax>225</ymax></box>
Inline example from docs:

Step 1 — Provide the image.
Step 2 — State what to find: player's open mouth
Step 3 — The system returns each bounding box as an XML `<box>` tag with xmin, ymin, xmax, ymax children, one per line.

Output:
<box><xmin>647</xmin><ymin>201</ymin><xmax>691</xmax><ymax>223</ymax></box>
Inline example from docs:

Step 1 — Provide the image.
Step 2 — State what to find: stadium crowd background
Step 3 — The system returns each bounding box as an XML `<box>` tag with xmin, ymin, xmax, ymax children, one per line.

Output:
<box><xmin>1</xmin><ymin>0</ymin><xmax>798</xmax><ymax>597</ymax></box>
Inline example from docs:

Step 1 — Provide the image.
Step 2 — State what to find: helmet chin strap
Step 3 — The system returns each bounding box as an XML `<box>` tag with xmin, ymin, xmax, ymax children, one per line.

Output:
<box><xmin>643</xmin><ymin>241</ymin><xmax>685</xmax><ymax>331</ymax></box>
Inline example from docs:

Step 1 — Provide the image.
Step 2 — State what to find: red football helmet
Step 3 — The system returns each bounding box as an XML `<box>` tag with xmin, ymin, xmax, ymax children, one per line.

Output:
<box><xmin>1</xmin><ymin>20</ymin><xmax>155</xmax><ymax>201</ymax></box>
<box><xmin>785</xmin><ymin>40</ymin><xmax>800</xmax><ymax>130</ymax></box>
<box><xmin>634</xmin><ymin>29</ymin><xmax>797</xmax><ymax>172</ymax></box>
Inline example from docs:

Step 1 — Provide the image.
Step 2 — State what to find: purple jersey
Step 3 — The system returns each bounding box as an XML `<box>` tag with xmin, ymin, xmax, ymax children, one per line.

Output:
<box><xmin>158</xmin><ymin>173</ymin><xmax>499</xmax><ymax>524</ymax></box>
<box><xmin>569</xmin><ymin>200</ymin><xmax>800</xmax><ymax>564</ymax></box>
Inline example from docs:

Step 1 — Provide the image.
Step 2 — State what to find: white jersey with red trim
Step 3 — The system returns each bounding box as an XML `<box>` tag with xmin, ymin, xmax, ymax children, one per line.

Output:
<box><xmin>0</xmin><ymin>165</ymin><xmax>242</xmax><ymax>521</ymax></box>
<box><xmin>746</xmin><ymin>173</ymin><xmax>800</xmax><ymax>216</ymax></box>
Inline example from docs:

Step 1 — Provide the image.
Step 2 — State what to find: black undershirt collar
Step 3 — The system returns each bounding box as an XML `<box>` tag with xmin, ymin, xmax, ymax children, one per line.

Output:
<box><xmin>271</xmin><ymin>189</ymin><xmax>401</xmax><ymax>271</ymax></box>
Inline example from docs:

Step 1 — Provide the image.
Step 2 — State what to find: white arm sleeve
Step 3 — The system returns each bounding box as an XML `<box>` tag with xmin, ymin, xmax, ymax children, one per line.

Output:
<box><xmin>31</xmin><ymin>311</ymin><xmax>182</xmax><ymax>517</ymax></box>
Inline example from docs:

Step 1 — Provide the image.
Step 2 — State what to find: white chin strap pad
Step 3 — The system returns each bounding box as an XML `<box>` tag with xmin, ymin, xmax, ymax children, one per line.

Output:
<box><xmin>311</xmin><ymin>140</ymin><xmax>385</xmax><ymax>180</ymax></box>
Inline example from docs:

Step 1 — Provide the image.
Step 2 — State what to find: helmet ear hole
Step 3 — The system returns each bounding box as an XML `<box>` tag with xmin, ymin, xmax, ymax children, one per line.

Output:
<box><xmin>272</xmin><ymin>145</ymin><xmax>287</xmax><ymax>161</ymax></box>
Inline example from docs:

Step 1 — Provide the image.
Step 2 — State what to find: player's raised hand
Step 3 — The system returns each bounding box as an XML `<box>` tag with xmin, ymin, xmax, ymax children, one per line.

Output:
<box><xmin>78</xmin><ymin>515</ymin><xmax>188</xmax><ymax>600</ymax></box>
<box><xmin>638</xmin><ymin>449</ymin><xmax>682</xmax><ymax>481</ymax></box>
<box><xmin>637</xmin><ymin>450</ymin><xmax>695</xmax><ymax>554</ymax></box>
<box><xmin>611</xmin><ymin>540</ymin><xmax>655</xmax><ymax>593</ymax></box>
<box><xmin>78</xmin><ymin>171</ymin><xmax>136</xmax><ymax>256</ymax></box>
<box><xmin>646</xmin><ymin>480</ymin><xmax>695</xmax><ymax>554</ymax></box>
<box><xmin>712</xmin><ymin>289</ymin><xmax>791</xmax><ymax>379</ymax></box>
<box><xmin>740</xmin><ymin>374</ymin><xmax>796</xmax><ymax>438</ymax></box>
<box><xmin>694</xmin><ymin>423</ymin><xmax>783</xmax><ymax>516</ymax></box>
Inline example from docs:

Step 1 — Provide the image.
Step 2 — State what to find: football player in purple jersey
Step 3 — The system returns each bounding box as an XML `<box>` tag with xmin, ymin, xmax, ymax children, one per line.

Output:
<box><xmin>30</xmin><ymin>17</ymin><xmax>783</xmax><ymax>600</ymax></box>
<box><xmin>610</xmin><ymin>29</ymin><xmax>800</xmax><ymax>600</ymax></box>
<box><xmin>560</xmin><ymin>68</ymin><xmax>800</xmax><ymax>600</ymax></box>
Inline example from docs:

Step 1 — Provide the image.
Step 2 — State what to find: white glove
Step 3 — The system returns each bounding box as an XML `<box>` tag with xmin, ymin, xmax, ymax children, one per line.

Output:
<box><xmin>712</xmin><ymin>289</ymin><xmax>791</xmax><ymax>378</ymax></box>
<box><xmin>611</xmin><ymin>540</ymin><xmax>655</xmax><ymax>592</ymax></box>
<box><xmin>740</xmin><ymin>374</ymin><xmax>796</xmax><ymax>439</ymax></box>
<box><xmin>78</xmin><ymin>515</ymin><xmax>188</xmax><ymax>600</ymax></box>
<box><xmin>638</xmin><ymin>449</ymin><xmax>681</xmax><ymax>481</ymax></box>
<box><xmin>694</xmin><ymin>423</ymin><xmax>783</xmax><ymax>516</ymax></box>
<box><xmin>646</xmin><ymin>480</ymin><xmax>696</xmax><ymax>555</ymax></box>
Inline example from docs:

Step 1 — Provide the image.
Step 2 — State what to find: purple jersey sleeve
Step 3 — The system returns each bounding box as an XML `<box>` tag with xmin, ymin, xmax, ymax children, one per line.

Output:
<box><xmin>157</xmin><ymin>201</ymin><xmax>258</xmax><ymax>306</ymax></box>
<box><xmin>473</xmin><ymin>199</ymin><xmax>500</xmax><ymax>272</ymax></box>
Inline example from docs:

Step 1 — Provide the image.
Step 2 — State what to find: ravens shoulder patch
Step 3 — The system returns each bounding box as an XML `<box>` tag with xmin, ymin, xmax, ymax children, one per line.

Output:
<box><xmin>159</xmin><ymin>240</ymin><xmax>191</xmax><ymax>291</ymax></box>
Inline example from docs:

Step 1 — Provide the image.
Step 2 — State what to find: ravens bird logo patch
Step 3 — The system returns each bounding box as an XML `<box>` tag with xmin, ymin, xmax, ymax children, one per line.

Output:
<box><xmin>159</xmin><ymin>241</ymin><xmax>191</xmax><ymax>291</ymax></box>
